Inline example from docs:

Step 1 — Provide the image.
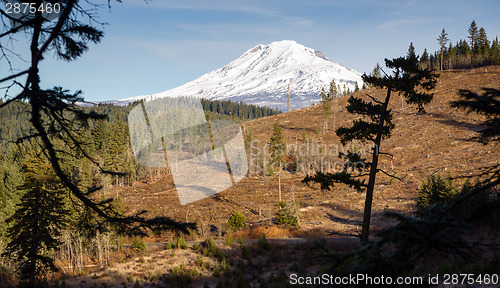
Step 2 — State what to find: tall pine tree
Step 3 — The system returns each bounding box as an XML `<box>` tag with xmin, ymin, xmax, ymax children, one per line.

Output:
<box><xmin>437</xmin><ymin>29</ymin><xmax>449</xmax><ymax>71</ymax></box>
<box><xmin>304</xmin><ymin>53</ymin><xmax>437</xmax><ymax>243</ymax></box>
<box><xmin>268</xmin><ymin>120</ymin><xmax>286</xmax><ymax>202</ymax></box>
<box><xmin>3</xmin><ymin>152</ymin><xmax>70</xmax><ymax>285</ymax></box>
<box><xmin>320</xmin><ymin>80</ymin><xmax>338</xmax><ymax>133</ymax></box>
<box><xmin>468</xmin><ymin>20</ymin><xmax>479</xmax><ymax>66</ymax></box>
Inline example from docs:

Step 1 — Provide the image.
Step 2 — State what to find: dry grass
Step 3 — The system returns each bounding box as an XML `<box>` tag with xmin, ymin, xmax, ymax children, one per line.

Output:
<box><xmin>104</xmin><ymin>66</ymin><xmax>500</xmax><ymax>241</ymax></box>
<box><xmin>60</xmin><ymin>66</ymin><xmax>500</xmax><ymax>287</ymax></box>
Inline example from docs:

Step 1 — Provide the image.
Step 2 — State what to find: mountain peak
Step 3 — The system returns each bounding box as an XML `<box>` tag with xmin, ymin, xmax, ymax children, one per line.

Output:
<box><xmin>120</xmin><ymin>41</ymin><xmax>363</xmax><ymax>111</ymax></box>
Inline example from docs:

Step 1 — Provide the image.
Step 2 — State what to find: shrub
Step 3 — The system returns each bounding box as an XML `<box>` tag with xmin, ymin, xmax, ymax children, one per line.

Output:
<box><xmin>220</xmin><ymin>257</ymin><xmax>228</xmax><ymax>272</ymax></box>
<box><xmin>275</xmin><ymin>201</ymin><xmax>298</xmax><ymax>226</ymax></box>
<box><xmin>131</xmin><ymin>237</ymin><xmax>146</xmax><ymax>253</ymax></box>
<box><xmin>225</xmin><ymin>232</ymin><xmax>233</xmax><ymax>246</ymax></box>
<box><xmin>165</xmin><ymin>239</ymin><xmax>174</xmax><ymax>250</ymax></box>
<box><xmin>227</xmin><ymin>211</ymin><xmax>246</xmax><ymax>231</ymax></box>
<box><xmin>192</xmin><ymin>242</ymin><xmax>199</xmax><ymax>251</ymax></box>
<box><xmin>258</xmin><ymin>233</ymin><xmax>269</xmax><ymax>251</ymax></box>
<box><xmin>212</xmin><ymin>261</ymin><xmax>221</xmax><ymax>277</ymax></box>
<box><xmin>195</xmin><ymin>255</ymin><xmax>204</xmax><ymax>267</ymax></box>
<box><xmin>176</xmin><ymin>236</ymin><xmax>188</xmax><ymax>249</ymax></box>
<box><xmin>417</xmin><ymin>174</ymin><xmax>458</xmax><ymax>210</ymax></box>
<box><xmin>202</xmin><ymin>237</ymin><xmax>222</xmax><ymax>258</ymax></box>
<box><xmin>451</xmin><ymin>179</ymin><xmax>500</xmax><ymax>224</ymax></box>
<box><xmin>241</xmin><ymin>243</ymin><xmax>251</xmax><ymax>260</ymax></box>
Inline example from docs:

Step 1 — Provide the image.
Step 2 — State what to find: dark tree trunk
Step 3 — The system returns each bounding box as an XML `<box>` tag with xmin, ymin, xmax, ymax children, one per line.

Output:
<box><xmin>360</xmin><ymin>87</ymin><xmax>392</xmax><ymax>243</ymax></box>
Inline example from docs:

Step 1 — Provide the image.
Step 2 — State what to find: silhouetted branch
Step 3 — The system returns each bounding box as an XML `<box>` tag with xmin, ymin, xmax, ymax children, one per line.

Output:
<box><xmin>366</xmin><ymin>93</ymin><xmax>384</xmax><ymax>105</ymax></box>
<box><xmin>377</xmin><ymin>168</ymin><xmax>403</xmax><ymax>181</ymax></box>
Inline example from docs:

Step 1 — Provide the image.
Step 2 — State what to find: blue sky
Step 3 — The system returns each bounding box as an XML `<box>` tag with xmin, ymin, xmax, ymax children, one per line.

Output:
<box><xmin>9</xmin><ymin>0</ymin><xmax>500</xmax><ymax>101</ymax></box>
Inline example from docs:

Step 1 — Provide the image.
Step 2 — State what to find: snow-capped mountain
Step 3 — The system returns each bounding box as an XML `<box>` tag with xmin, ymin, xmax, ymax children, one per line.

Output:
<box><xmin>119</xmin><ymin>40</ymin><xmax>363</xmax><ymax>111</ymax></box>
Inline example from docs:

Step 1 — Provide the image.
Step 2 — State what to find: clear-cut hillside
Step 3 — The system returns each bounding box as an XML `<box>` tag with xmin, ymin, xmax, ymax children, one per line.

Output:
<box><xmin>118</xmin><ymin>40</ymin><xmax>363</xmax><ymax>111</ymax></box>
<box><xmin>113</xmin><ymin>66</ymin><xmax>500</xmax><ymax>238</ymax></box>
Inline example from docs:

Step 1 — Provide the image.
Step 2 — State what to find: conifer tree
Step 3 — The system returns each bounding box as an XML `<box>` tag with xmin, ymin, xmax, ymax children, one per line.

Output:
<box><xmin>437</xmin><ymin>29</ymin><xmax>449</xmax><ymax>71</ymax></box>
<box><xmin>3</xmin><ymin>153</ymin><xmax>70</xmax><ymax>285</ymax></box>
<box><xmin>369</xmin><ymin>63</ymin><xmax>382</xmax><ymax>85</ymax></box>
<box><xmin>478</xmin><ymin>27</ymin><xmax>490</xmax><ymax>56</ymax></box>
<box><xmin>468</xmin><ymin>20</ymin><xmax>479</xmax><ymax>66</ymax></box>
<box><xmin>268</xmin><ymin>120</ymin><xmax>286</xmax><ymax>202</ymax></box>
<box><xmin>304</xmin><ymin>54</ymin><xmax>437</xmax><ymax>243</ymax></box>
<box><xmin>421</xmin><ymin>48</ymin><xmax>429</xmax><ymax>62</ymax></box>
<box><xmin>407</xmin><ymin>42</ymin><xmax>417</xmax><ymax>60</ymax></box>
<box><xmin>321</xmin><ymin>80</ymin><xmax>337</xmax><ymax>133</ymax></box>
<box><xmin>491</xmin><ymin>37</ymin><xmax>500</xmax><ymax>63</ymax></box>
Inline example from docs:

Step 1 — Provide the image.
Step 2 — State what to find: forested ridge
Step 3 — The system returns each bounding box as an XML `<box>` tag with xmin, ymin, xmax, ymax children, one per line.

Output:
<box><xmin>418</xmin><ymin>20</ymin><xmax>499</xmax><ymax>70</ymax></box>
<box><xmin>0</xmin><ymin>97</ymin><xmax>279</xmax><ymax>238</ymax></box>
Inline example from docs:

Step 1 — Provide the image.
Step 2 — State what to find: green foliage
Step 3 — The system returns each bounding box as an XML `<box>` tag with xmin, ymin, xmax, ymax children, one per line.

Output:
<box><xmin>451</xmin><ymin>181</ymin><xmax>500</xmax><ymax>225</ymax></box>
<box><xmin>267</xmin><ymin>120</ymin><xmax>286</xmax><ymax>173</ymax></box>
<box><xmin>220</xmin><ymin>257</ymin><xmax>228</xmax><ymax>272</ymax></box>
<box><xmin>437</xmin><ymin>29</ymin><xmax>449</xmax><ymax>70</ymax></box>
<box><xmin>202</xmin><ymin>238</ymin><xmax>222</xmax><ymax>259</ymax></box>
<box><xmin>0</xmin><ymin>97</ymin><xmax>277</xmax><ymax>189</ymax></box>
<box><xmin>192</xmin><ymin>242</ymin><xmax>199</xmax><ymax>251</ymax></box>
<box><xmin>326</xmin><ymin>208</ymin><xmax>478</xmax><ymax>280</ymax></box>
<box><xmin>131</xmin><ymin>237</ymin><xmax>146</xmax><ymax>253</ymax></box>
<box><xmin>421</xmin><ymin>20</ymin><xmax>500</xmax><ymax>69</ymax></box>
<box><xmin>165</xmin><ymin>239</ymin><xmax>174</xmax><ymax>250</ymax></box>
<box><xmin>167</xmin><ymin>264</ymin><xmax>198</xmax><ymax>287</ymax></box>
<box><xmin>240</xmin><ymin>242</ymin><xmax>251</xmax><ymax>260</ymax></box>
<box><xmin>0</xmin><ymin>145</ymin><xmax>24</xmax><ymax>237</ymax></box>
<box><xmin>225</xmin><ymin>233</ymin><xmax>233</xmax><ymax>246</ymax></box>
<box><xmin>417</xmin><ymin>174</ymin><xmax>458</xmax><ymax>210</ymax></box>
<box><xmin>275</xmin><ymin>202</ymin><xmax>298</xmax><ymax>227</ymax></box>
<box><xmin>200</xmin><ymin>98</ymin><xmax>281</xmax><ymax>121</ymax></box>
<box><xmin>175</xmin><ymin>236</ymin><xmax>188</xmax><ymax>249</ymax></box>
<box><xmin>302</xmin><ymin>148</ymin><xmax>368</xmax><ymax>192</ymax></box>
<box><xmin>227</xmin><ymin>211</ymin><xmax>246</xmax><ymax>231</ymax></box>
<box><xmin>306</xmin><ymin>53</ymin><xmax>437</xmax><ymax>243</ymax></box>
<box><xmin>2</xmin><ymin>153</ymin><xmax>71</xmax><ymax>283</ymax></box>
<box><xmin>195</xmin><ymin>255</ymin><xmax>204</xmax><ymax>267</ymax></box>
<box><xmin>320</xmin><ymin>79</ymin><xmax>338</xmax><ymax>132</ymax></box>
<box><xmin>370</xmin><ymin>63</ymin><xmax>382</xmax><ymax>79</ymax></box>
<box><xmin>212</xmin><ymin>261</ymin><xmax>221</xmax><ymax>277</ymax></box>
<box><xmin>258</xmin><ymin>234</ymin><xmax>270</xmax><ymax>251</ymax></box>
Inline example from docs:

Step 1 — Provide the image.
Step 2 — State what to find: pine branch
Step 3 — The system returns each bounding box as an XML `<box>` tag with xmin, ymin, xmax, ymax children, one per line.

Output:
<box><xmin>378</xmin><ymin>151</ymin><xmax>394</xmax><ymax>157</ymax></box>
<box><xmin>365</xmin><ymin>93</ymin><xmax>384</xmax><ymax>105</ymax></box>
<box><xmin>36</xmin><ymin>0</ymin><xmax>79</xmax><ymax>60</ymax></box>
<box><xmin>302</xmin><ymin>171</ymin><xmax>367</xmax><ymax>192</ymax></box>
<box><xmin>0</xmin><ymin>69</ymin><xmax>30</xmax><ymax>85</ymax></box>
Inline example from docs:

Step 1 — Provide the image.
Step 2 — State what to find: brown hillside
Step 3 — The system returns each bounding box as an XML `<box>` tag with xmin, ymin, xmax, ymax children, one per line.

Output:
<box><xmin>115</xmin><ymin>66</ymin><xmax>500</xmax><ymax>240</ymax></box>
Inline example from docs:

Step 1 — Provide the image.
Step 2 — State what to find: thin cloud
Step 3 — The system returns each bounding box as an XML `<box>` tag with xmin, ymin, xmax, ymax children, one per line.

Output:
<box><xmin>377</xmin><ymin>18</ymin><xmax>438</xmax><ymax>30</ymax></box>
<box><xmin>132</xmin><ymin>0</ymin><xmax>276</xmax><ymax>17</ymax></box>
<box><xmin>134</xmin><ymin>0</ymin><xmax>313</xmax><ymax>29</ymax></box>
